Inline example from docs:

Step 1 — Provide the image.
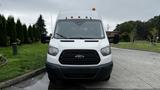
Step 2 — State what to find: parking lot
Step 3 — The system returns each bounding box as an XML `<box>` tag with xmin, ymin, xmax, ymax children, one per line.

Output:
<box><xmin>4</xmin><ymin>48</ymin><xmax>160</xmax><ymax>90</ymax></box>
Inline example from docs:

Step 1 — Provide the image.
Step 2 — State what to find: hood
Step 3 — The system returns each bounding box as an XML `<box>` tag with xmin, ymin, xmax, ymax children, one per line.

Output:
<box><xmin>49</xmin><ymin>39</ymin><xmax>109</xmax><ymax>50</ymax></box>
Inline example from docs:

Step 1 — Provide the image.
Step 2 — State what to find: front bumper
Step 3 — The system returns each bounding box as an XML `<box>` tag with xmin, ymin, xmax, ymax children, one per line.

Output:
<box><xmin>46</xmin><ymin>61</ymin><xmax>113</xmax><ymax>80</ymax></box>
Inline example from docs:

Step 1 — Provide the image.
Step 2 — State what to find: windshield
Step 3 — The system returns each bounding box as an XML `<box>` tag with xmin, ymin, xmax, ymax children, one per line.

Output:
<box><xmin>54</xmin><ymin>19</ymin><xmax>105</xmax><ymax>39</ymax></box>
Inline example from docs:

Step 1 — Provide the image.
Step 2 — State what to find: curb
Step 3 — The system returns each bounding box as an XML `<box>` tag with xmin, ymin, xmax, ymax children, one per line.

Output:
<box><xmin>0</xmin><ymin>67</ymin><xmax>46</xmax><ymax>89</ymax></box>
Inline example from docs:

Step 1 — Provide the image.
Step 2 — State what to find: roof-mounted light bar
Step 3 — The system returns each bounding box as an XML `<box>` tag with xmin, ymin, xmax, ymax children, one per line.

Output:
<box><xmin>65</xmin><ymin>16</ymin><xmax>93</xmax><ymax>19</ymax></box>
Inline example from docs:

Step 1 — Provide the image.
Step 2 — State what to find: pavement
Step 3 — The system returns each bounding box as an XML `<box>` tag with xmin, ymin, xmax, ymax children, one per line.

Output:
<box><xmin>3</xmin><ymin>48</ymin><xmax>160</xmax><ymax>90</ymax></box>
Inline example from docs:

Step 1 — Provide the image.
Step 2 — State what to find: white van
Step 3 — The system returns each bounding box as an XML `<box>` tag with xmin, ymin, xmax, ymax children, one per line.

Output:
<box><xmin>44</xmin><ymin>10</ymin><xmax>116</xmax><ymax>82</ymax></box>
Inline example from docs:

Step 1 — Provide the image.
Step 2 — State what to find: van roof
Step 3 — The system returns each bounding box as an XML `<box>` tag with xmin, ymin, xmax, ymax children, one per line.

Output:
<box><xmin>57</xmin><ymin>10</ymin><xmax>101</xmax><ymax>20</ymax></box>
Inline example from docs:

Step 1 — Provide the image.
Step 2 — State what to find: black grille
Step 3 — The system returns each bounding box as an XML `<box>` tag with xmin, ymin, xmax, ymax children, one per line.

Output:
<box><xmin>59</xmin><ymin>50</ymin><xmax>100</xmax><ymax>65</ymax></box>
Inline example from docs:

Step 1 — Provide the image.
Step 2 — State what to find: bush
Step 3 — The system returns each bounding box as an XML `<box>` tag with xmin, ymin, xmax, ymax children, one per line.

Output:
<box><xmin>0</xmin><ymin>55</ymin><xmax>7</xmax><ymax>66</ymax></box>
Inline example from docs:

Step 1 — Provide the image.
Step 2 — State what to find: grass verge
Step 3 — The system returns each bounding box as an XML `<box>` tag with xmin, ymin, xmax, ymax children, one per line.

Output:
<box><xmin>0</xmin><ymin>42</ymin><xmax>48</xmax><ymax>82</ymax></box>
<box><xmin>112</xmin><ymin>41</ymin><xmax>160</xmax><ymax>53</ymax></box>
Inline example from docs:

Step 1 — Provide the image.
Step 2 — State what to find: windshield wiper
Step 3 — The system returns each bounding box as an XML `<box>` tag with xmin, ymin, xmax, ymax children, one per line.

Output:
<box><xmin>68</xmin><ymin>37</ymin><xmax>84</xmax><ymax>39</ymax></box>
<box><xmin>68</xmin><ymin>37</ymin><xmax>97</xmax><ymax>39</ymax></box>
<box><xmin>55</xmin><ymin>33</ymin><xmax>68</xmax><ymax>39</ymax></box>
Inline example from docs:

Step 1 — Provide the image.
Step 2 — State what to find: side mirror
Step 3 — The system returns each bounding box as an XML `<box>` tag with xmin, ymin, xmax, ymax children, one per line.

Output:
<box><xmin>107</xmin><ymin>31</ymin><xmax>119</xmax><ymax>44</ymax></box>
<box><xmin>41</xmin><ymin>34</ymin><xmax>51</xmax><ymax>44</ymax></box>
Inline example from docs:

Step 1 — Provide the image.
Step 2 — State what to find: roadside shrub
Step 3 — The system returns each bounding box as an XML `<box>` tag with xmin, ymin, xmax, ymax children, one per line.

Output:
<box><xmin>0</xmin><ymin>55</ymin><xmax>7</xmax><ymax>66</ymax></box>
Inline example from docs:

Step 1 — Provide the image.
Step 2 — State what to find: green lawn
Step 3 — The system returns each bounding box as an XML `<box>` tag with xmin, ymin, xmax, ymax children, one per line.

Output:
<box><xmin>112</xmin><ymin>41</ymin><xmax>160</xmax><ymax>53</ymax></box>
<box><xmin>0</xmin><ymin>43</ymin><xmax>48</xmax><ymax>82</ymax></box>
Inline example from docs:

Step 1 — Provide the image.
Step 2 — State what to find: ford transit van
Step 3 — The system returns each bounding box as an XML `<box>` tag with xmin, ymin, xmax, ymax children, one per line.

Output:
<box><xmin>45</xmin><ymin>10</ymin><xmax>114</xmax><ymax>82</ymax></box>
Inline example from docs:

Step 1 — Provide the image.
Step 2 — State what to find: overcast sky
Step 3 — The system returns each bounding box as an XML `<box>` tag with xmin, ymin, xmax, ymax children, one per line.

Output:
<box><xmin>0</xmin><ymin>0</ymin><xmax>160</xmax><ymax>32</ymax></box>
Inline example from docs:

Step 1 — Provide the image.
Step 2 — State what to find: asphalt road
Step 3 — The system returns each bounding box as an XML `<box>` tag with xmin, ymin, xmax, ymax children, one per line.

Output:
<box><xmin>3</xmin><ymin>48</ymin><xmax>160</xmax><ymax>90</ymax></box>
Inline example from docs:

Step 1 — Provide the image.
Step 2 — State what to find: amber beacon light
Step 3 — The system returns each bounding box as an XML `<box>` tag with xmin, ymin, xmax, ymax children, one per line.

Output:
<box><xmin>92</xmin><ymin>8</ymin><xmax>96</xmax><ymax>11</ymax></box>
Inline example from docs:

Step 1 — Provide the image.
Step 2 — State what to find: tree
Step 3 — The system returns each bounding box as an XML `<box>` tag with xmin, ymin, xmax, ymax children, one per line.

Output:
<box><xmin>35</xmin><ymin>15</ymin><xmax>46</xmax><ymax>34</ymax></box>
<box><xmin>148</xmin><ymin>27</ymin><xmax>158</xmax><ymax>45</ymax></box>
<box><xmin>6</xmin><ymin>16</ymin><xmax>17</xmax><ymax>43</ymax></box>
<box><xmin>16</xmin><ymin>19</ymin><xmax>24</xmax><ymax>44</ymax></box>
<box><xmin>28</xmin><ymin>25</ymin><xmax>33</xmax><ymax>42</ymax></box>
<box><xmin>23</xmin><ymin>24</ymin><xmax>28</xmax><ymax>43</ymax></box>
<box><xmin>115</xmin><ymin>21</ymin><xmax>136</xmax><ymax>42</ymax></box>
<box><xmin>0</xmin><ymin>15</ymin><xmax>8</xmax><ymax>46</ymax></box>
<box><xmin>147</xmin><ymin>15</ymin><xmax>160</xmax><ymax>42</ymax></box>
<box><xmin>129</xmin><ymin>28</ymin><xmax>137</xmax><ymax>43</ymax></box>
<box><xmin>32</xmin><ymin>25</ymin><xmax>40</xmax><ymax>41</ymax></box>
<box><xmin>32</xmin><ymin>25</ymin><xmax>36</xmax><ymax>41</ymax></box>
<box><xmin>136</xmin><ymin>21</ymin><xmax>148</xmax><ymax>40</ymax></box>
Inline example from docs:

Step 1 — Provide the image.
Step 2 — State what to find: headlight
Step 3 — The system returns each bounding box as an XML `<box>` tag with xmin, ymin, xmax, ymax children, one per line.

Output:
<box><xmin>101</xmin><ymin>46</ymin><xmax>111</xmax><ymax>56</ymax></box>
<box><xmin>48</xmin><ymin>46</ymin><xmax>59</xmax><ymax>56</ymax></box>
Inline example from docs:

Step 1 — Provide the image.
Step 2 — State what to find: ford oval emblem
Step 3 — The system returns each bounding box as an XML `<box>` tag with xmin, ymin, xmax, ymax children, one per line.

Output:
<box><xmin>75</xmin><ymin>54</ymin><xmax>85</xmax><ymax>59</ymax></box>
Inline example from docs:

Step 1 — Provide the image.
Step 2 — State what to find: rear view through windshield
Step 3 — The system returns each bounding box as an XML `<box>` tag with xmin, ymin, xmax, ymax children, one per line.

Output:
<box><xmin>54</xmin><ymin>19</ymin><xmax>105</xmax><ymax>39</ymax></box>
